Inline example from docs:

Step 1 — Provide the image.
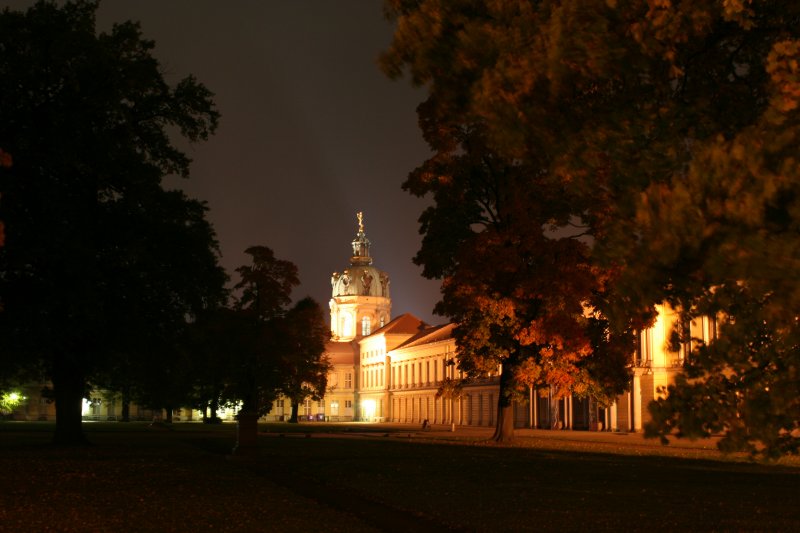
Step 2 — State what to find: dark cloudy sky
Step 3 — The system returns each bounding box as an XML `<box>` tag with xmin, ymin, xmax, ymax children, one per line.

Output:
<box><xmin>6</xmin><ymin>1</ymin><xmax>442</xmax><ymax>324</ymax></box>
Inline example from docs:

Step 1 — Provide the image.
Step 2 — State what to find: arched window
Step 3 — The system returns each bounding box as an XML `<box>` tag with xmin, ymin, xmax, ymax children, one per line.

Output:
<box><xmin>379</xmin><ymin>315</ymin><xmax>386</xmax><ymax>328</ymax></box>
<box><xmin>362</xmin><ymin>316</ymin><xmax>371</xmax><ymax>336</ymax></box>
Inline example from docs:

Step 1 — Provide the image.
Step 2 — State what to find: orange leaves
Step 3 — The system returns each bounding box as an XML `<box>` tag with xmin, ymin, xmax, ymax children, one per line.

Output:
<box><xmin>0</xmin><ymin>148</ymin><xmax>12</xmax><ymax>168</ymax></box>
<box><xmin>767</xmin><ymin>40</ymin><xmax>800</xmax><ymax>117</ymax></box>
<box><xmin>721</xmin><ymin>0</ymin><xmax>755</xmax><ymax>29</ymax></box>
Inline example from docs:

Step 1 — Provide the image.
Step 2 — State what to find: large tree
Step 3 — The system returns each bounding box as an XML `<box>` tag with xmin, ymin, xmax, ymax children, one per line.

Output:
<box><xmin>278</xmin><ymin>297</ymin><xmax>331</xmax><ymax>423</ymax></box>
<box><xmin>0</xmin><ymin>1</ymin><xmax>221</xmax><ymax>444</ymax></box>
<box><xmin>229</xmin><ymin>246</ymin><xmax>299</xmax><ymax>416</ymax></box>
<box><xmin>382</xmin><ymin>5</ymin><xmax>637</xmax><ymax>441</ymax></box>
<box><xmin>404</xmin><ymin>118</ymin><xmax>633</xmax><ymax>441</ymax></box>
<box><xmin>382</xmin><ymin>1</ymin><xmax>800</xmax><ymax>453</ymax></box>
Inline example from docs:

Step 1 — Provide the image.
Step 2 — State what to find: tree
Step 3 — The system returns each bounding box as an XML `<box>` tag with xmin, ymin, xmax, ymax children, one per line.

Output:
<box><xmin>277</xmin><ymin>297</ymin><xmax>331</xmax><ymax>423</ymax></box>
<box><xmin>227</xmin><ymin>246</ymin><xmax>298</xmax><ymax>454</ymax></box>
<box><xmin>436</xmin><ymin>362</ymin><xmax>464</xmax><ymax>432</ymax></box>
<box><xmin>389</xmin><ymin>114</ymin><xmax>632</xmax><ymax>442</ymax></box>
<box><xmin>0</xmin><ymin>1</ymin><xmax>220</xmax><ymax>444</ymax></box>
<box><xmin>0</xmin><ymin>389</ymin><xmax>26</xmax><ymax>417</ymax></box>
<box><xmin>0</xmin><ymin>148</ymin><xmax>10</xmax><ymax>248</ymax></box>
<box><xmin>382</xmin><ymin>1</ymin><xmax>800</xmax><ymax>454</ymax></box>
<box><xmin>229</xmin><ymin>245</ymin><xmax>300</xmax><ymax>416</ymax></box>
<box><xmin>96</xmin><ymin>190</ymin><xmax>228</xmax><ymax>423</ymax></box>
<box><xmin>185</xmin><ymin>307</ymin><xmax>241</xmax><ymax>424</ymax></box>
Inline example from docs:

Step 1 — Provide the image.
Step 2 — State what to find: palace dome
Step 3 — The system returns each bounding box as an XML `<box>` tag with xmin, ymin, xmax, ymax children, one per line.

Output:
<box><xmin>330</xmin><ymin>212</ymin><xmax>390</xmax><ymax>299</ymax></box>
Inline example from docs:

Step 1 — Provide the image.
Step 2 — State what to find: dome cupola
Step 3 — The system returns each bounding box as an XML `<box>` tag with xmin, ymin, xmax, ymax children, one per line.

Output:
<box><xmin>329</xmin><ymin>212</ymin><xmax>392</xmax><ymax>341</ymax></box>
<box><xmin>331</xmin><ymin>212</ymin><xmax>390</xmax><ymax>299</ymax></box>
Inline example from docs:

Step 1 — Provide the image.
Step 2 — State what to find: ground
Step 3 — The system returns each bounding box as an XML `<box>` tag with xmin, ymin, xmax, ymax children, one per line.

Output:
<box><xmin>1</xmin><ymin>422</ymin><xmax>799</xmax><ymax>532</ymax></box>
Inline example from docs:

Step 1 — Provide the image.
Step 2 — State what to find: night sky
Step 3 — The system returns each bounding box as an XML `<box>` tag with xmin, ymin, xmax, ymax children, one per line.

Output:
<box><xmin>5</xmin><ymin>1</ymin><xmax>442</xmax><ymax>324</ymax></box>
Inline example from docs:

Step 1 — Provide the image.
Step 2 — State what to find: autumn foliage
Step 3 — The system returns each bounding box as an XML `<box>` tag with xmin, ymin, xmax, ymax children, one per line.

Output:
<box><xmin>383</xmin><ymin>1</ymin><xmax>800</xmax><ymax>453</ymax></box>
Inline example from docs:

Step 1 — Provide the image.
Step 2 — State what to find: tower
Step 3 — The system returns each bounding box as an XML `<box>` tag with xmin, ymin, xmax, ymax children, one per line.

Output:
<box><xmin>329</xmin><ymin>212</ymin><xmax>391</xmax><ymax>341</ymax></box>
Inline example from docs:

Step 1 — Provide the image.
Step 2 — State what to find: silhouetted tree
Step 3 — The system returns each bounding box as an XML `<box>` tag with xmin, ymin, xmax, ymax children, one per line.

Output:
<box><xmin>0</xmin><ymin>1</ymin><xmax>220</xmax><ymax>444</ymax></box>
<box><xmin>278</xmin><ymin>297</ymin><xmax>331</xmax><ymax>423</ymax></box>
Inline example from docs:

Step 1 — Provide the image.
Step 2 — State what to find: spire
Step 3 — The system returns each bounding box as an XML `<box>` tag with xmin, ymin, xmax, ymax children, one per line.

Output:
<box><xmin>351</xmin><ymin>211</ymin><xmax>372</xmax><ymax>265</ymax></box>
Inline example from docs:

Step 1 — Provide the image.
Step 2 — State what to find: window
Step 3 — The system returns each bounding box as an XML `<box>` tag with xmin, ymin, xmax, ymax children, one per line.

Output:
<box><xmin>345</xmin><ymin>373</ymin><xmax>352</xmax><ymax>388</ymax></box>
<box><xmin>345</xmin><ymin>400</ymin><xmax>352</xmax><ymax>408</ymax></box>
<box><xmin>303</xmin><ymin>398</ymin><xmax>312</xmax><ymax>416</ymax></box>
<box><xmin>342</xmin><ymin>314</ymin><xmax>353</xmax><ymax>338</ymax></box>
<box><xmin>362</xmin><ymin>316</ymin><xmax>371</xmax><ymax>336</ymax></box>
<box><xmin>380</xmin><ymin>316</ymin><xmax>386</xmax><ymax>328</ymax></box>
<box><xmin>331</xmin><ymin>401</ymin><xmax>339</xmax><ymax>415</ymax></box>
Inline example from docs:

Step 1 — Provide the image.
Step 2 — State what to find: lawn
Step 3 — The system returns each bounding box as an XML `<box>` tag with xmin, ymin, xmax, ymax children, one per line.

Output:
<box><xmin>1</xmin><ymin>422</ymin><xmax>798</xmax><ymax>532</ymax></box>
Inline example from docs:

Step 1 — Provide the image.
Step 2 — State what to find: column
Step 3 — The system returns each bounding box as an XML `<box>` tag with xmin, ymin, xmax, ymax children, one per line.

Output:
<box><xmin>610</xmin><ymin>402</ymin><xmax>617</xmax><ymax>432</ymax></box>
<box><xmin>632</xmin><ymin>374</ymin><xmax>642</xmax><ymax>432</ymax></box>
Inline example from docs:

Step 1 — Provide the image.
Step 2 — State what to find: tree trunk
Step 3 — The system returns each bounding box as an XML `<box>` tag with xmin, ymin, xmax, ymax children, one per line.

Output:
<box><xmin>232</xmin><ymin>397</ymin><xmax>259</xmax><ymax>456</ymax></box>
<box><xmin>52</xmin><ymin>358</ymin><xmax>88</xmax><ymax>446</ymax></box>
<box><xmin>492</xmin><ymin>360</ymin><xmax>517</xmax><ymax>443</ymax></box>
<box><xmin>120</xmin><ymin>389</ymin><xmax>130</xmax><ymax>422</ymax></box>
<box><xmin>550</xmin><ymin>386</ymin><xmax>561</xmax><ymax>429</ymax></box>
<box><xmin>289</xmin><ymin>401</ymin><xmax>299</xmax><ymax>423</ymax></box>
<box><xmin>232</xmin><ymin>411</ymin><xmax>259</xmax><ymax>456</ymax></box>
<box><xmin>210</xmin><ymin>397</ymin><xmax>220</xmax><ymax>423</ymax></box>
<box><xmin>451</xmin><ymin>397</ymin><xmax>456</xmax><ymax>432</ymax></box>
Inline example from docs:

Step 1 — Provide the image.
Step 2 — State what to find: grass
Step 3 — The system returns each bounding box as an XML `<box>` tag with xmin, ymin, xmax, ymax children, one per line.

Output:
<box><xmin>1</xmin><ymin>421</ymin><xmax>799</xmax><ymax>532</ymax></box>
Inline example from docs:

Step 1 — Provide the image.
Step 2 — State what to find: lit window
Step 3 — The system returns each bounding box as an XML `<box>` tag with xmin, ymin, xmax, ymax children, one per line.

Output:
<box><xmin>342</xmin><ymin>314</ymin><xmax>353</xmax><ymax>338</ymax></box>
<box><xmin>362</xmin><ymin>316</ymin><xmax>371</xmax><ymax>336</ymax></box>
<box><xmin>380</xmin><ymin>316</ymin><xmax>386</xmax><ymax>328</ymax></box>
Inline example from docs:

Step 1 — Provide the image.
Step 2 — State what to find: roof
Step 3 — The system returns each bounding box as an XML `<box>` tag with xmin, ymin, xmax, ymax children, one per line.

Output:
<box><xmin>395</xmin><ymin>323</ymin><xmax>456</xmax><ymax>350</ymax></box>
<box><xmin>324</xmin><ymin>340</ymin><xmax>357</xmax><ymax>365</ymax></box>
<box><xmin>370</xmin><ymin>313</ymin><xmax>428</xmax><ymax>336</ymax></box>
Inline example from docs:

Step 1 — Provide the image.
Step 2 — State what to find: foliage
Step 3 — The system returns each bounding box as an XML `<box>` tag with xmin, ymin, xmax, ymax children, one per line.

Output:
<box><xmin>277</xmin><ymin>297</ymin><xmax>332</xmax><ymax>422</ymax></box>
<box><xmin>0</xmin><ymin>390</ymin><xmax>26</xmax><ymax>415</ymax></box>
<box><xmin>0</xmin><ymin>1</ymin><xmax>222</xmax><ymax>443</ymax></box>
<box><xmin>383</xmin><ymin>1</ymin><xmax>800</xmax><ymax>454</ymax></box>
<box><xmin>186</xmin><ymin>249</ymin><xmax>329</xmax><ymax>428</ymax></box>
<box><xmin>382</xmin><ymin>8</ymin><xmax>637</xmax><ymax>440</ymax></box>
<box><xmin>0</xmin><ymin>148</ymin><xmax>9</xmax><ymax>248</ymax></box>
<box><xmin>225</xmin><ymin>246</ymin><xmax>299</xmax><ymax>416</ymax></box>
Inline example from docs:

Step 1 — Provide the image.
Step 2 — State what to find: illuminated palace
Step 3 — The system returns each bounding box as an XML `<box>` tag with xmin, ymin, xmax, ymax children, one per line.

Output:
<box><xmin>263</xmin><ymin>213</ymin><xmax>717</xmax><ymax>432</ymax></box>
<box><xmin>8</xmin><ymin>213</ymin><xmax>715</xmax><ymax>431</ymax></box>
